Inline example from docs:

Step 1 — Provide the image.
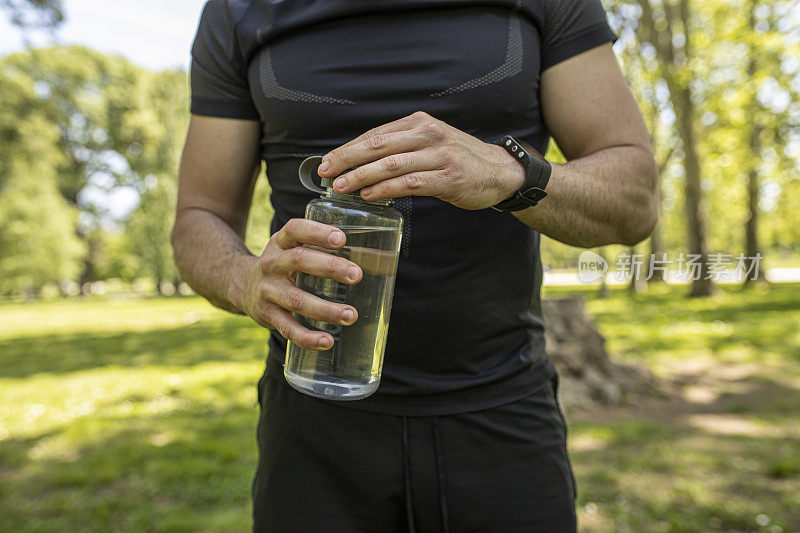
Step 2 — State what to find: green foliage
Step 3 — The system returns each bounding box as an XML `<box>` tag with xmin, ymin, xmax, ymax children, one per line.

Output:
<box><xmin>542</xmin><ymin>0</ymin><xmax>800</xmax><ymax>270</ymax></box>
<box><xmin>2</xmin><ymin>46</ymin><xmax>188</xmax><ymax>204</ymax></box>
<box><xmin>2</xmin><ymin>0</ymin><xmax>800</xmax><ymax>292</ymax></box>
<box><xmin>0</xmin><ymin>64</ymin><xmax>84</xmax><ymax>294</ymax></box>
<box><xmin>125</xmin><ymin>175</ymin><xmax>179</xmax><ymax>290</ymax></box>
<box><xmin>0</xmin><ymin>175</ymin><xmax>84</xmax><ymax>295</ymax></box>
<box><xmin>0</xmin><ymin>0</ymin><xmax>63</xmax><ymax>29</ymax></box>
<box><xmin>0</xmin><ymin>46</ymin><xmax>189</xmax><ymax>293</ymax></box>
<box><xmin>244</xmin><ymin>167</ymin><xmax>275</xmax><ymax>256</ymax></box>
<box><xmin>616</xmin><ymin>1</ymin><xmax>798</xmax><ymax>252</ymax></box>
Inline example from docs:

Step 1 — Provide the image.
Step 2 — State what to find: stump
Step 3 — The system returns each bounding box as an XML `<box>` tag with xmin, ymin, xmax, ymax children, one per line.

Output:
<box><xmin>543</xmin><ymin>297</ymin><xmax>656</xmax><ymax>411</ymax></box>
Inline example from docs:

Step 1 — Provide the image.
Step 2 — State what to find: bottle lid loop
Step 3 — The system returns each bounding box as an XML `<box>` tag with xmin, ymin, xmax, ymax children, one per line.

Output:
<box><xmin>299</xmin><ymin>156</ymin><xmax>325</xmax><ymax>194</ymax></box>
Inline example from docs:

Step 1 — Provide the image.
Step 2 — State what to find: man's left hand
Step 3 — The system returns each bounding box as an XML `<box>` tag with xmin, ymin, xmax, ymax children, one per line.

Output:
<box><xmin>317</xmin><ymin>111</ymin><xmax>526</xmax><ymax>210</ymax></box>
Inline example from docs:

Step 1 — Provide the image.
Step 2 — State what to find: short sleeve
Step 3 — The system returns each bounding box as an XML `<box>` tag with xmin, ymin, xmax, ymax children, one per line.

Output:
<box><xmin>190</xmin><ymin>0</ymin><xmax>259</xmax><ymax>120</ymax></box>
<box><xmin>540</xmin><ymin>0</ymin><xmax>618</xmax><ymax>71</ymax></box>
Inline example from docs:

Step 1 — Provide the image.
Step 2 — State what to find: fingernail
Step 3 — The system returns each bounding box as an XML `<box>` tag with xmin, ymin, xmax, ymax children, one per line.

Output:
<box><xmin>334</xmin><ymin>177</ymin><xmax>346</xmax><ymax>190</ymax></box>
<box><xmin>319</xmin><ymin>336</ymin><xmax>332</xmax><ymax>348</ymax></box>
<box><xmin>348</xmin><ymin>266</ymin><xmax>361</xmax><ymax>281</ymax></box>
<box><xmin>361</xmin><ymin>188</ymin><xmax>372</xmax><ymax>198</ymax></box>
<box><xmin>341</xmin><ymin>309</ymin><xmax>355</xmax><ymax>324</ymax></box>
<box><xmin>318</xmin><ymin>161</ymin><xmax>330</xmax><ymax>173</ymax></box>
<box><xmin>329</xmin><ymin>231</ymin><xmax>344</xmax><ymax>245</ymax></box>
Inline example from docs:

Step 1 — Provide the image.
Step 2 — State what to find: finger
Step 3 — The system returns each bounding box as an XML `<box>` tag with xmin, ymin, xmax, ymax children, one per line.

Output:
<box><xmin>275</xmin><ymin>245</ymin><xmax>363</xmax><ymax>284</ymax></box>
<box><xmin>271</xmin><ymin>218</ymin><xmax>346</xmax><ymax>250</ymax></box>
<box><xmin>360</xmin><ymin>171</ymin><xmax>444</xmax><ymax>201</ymax></box>
<box><xmin>262</xmin><ymin>305</ymin><xmax>335</xmax><ymax>350</ymax></box>
<box><xmin>321</xmin><ymin>126</ymin><xmax>436</xmax><ymax>182</ymax></box>
<box><xmin>320</xmin><ymin>112</ymin><xmax>440</xmax><ymax>176</ymax></box>
<box><xmin>263</xmin><ymin>281</ymin><xmax>359</xmax><ymax>327</ymax></box>
<box><xmin>332</xmin><ymin>147</ymin><xmax>442</xmax><ymax>193</ymax></box>
<box><xmin>326</xmin><ymin>112</ymin><xmax>423</xmax><ymax>156</ymax></box>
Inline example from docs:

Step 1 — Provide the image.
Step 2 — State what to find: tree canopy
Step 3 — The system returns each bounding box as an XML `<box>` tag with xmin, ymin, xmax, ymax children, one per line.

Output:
<box><xmin>1</xmin><ymin>0</ymin><xmax>63</xmax><ymax>29</ymax></box>
<box><xmin>0</xmin><ymin>46</ymin><xmax>190</xmax><ymax>294</ymax></box>
<box><xmin>0</xmin><ymin>0</ymin><xmax>798</xmax><ymax>297</ymax></box>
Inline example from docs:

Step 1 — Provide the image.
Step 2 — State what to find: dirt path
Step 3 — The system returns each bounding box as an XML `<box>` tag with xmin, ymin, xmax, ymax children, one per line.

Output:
<box><xmin>567</xmin><ymin>360</ymin><xmax>800</xmax><ymax>439</ymax></box>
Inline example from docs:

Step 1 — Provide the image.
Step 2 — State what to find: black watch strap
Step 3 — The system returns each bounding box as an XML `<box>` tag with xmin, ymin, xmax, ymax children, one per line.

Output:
<box><xmin>491</xmin><ymin>135</ymin><xmax>551</xmax><ymax>212</ymax></box>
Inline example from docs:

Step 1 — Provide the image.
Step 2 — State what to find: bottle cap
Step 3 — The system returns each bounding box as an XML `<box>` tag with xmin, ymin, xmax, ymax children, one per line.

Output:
<box><xmin>299</xmin><ymin>156</ymin><xmax>379</xmax><ymax>202</ymax></box>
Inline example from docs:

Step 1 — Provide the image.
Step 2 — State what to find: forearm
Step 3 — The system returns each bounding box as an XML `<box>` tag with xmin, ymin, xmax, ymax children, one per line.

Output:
<box><xmin>171</xmin><ymin>208</ymin><xmax>257</xmax><ymax>314</ymax></box>
<box><xmin>514</xmin><ymin>145</ymin><xmax>658</xmax><ymax>248</ymax></box>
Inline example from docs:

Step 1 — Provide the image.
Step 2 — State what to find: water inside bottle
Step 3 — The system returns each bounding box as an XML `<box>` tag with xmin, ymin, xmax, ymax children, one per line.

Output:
<box><xmin>284</xmin><ymin>225</ymin><xmax>401</xmax><ymax>400</ymax></box>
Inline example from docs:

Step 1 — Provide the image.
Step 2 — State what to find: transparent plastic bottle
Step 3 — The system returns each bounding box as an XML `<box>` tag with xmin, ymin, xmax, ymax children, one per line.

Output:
<box><xmin>284</xmin><ymin>156</ymin><xmax>404</xmax><ymax>400</ymax></box>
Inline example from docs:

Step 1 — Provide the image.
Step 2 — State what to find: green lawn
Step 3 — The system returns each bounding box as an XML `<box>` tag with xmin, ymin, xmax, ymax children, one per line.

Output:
<box><xmin>0</xmin><ymin>298</ymin><xmax>264</xmax><ymax>532</ymax></box>
<box><xmin>1</xmin><ymin>284</ymin><xmax>799</xmax><ymax>532</ymax></box>
<box><xmin>544</xmin><ymin>283</ymin><xmax>800</xmax><ymax>533</ymax></box>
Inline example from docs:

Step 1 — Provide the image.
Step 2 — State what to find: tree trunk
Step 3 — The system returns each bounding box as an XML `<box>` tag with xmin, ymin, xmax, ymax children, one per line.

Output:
<box><xmin>675</xmin><ymin>0</ymin><xmax>713</xmax><ymax>297</ymax></box>
<box><xmin>744</xmin><ymin>0</ymin><xmax>765</xmax><ymax>286</ymax></box>
<box><xmin>648</xmin><ymin>224</ymin><xmax>667</xmax><ymax>283</ymax></box>
<box><xmin>744</xmin><ymin>123</ymin><xmax>764</xmax><ymax>285</ymax></box>
<box><xmin>636</xmin><ymin>0</ymin><xmax>713</xmax><ymax>296</ymax></box>
<box><xmin>596</xmin><ymin>247</ymin><xmax>608</xmax><ymax>298</ymax></box>
<box><xmin>675</xmin><ymin>83</ymin><xmax>713</xmax><ymax>297</ymax></box>
<box><xmin>78</xmin><ymin>232</ymin><xmax>99</xmax><ymax>289</ymax></box>
<box><xmin>543</xmin><ymin>297</ymin><xmax>656</xmax><ymax>411</ymax></box>
<box><xmin>628</xmin><ymin>245</ymin><xmax>646</xmax><ymax>293</ymax></box>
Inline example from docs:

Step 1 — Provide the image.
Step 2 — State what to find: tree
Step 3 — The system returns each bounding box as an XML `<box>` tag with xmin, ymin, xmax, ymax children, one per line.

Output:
<box><xmin>0</xmin><ymin>174</ymin><xmax>84</xmax><ymax>296</ymax></box>
<box><xmin>1</xmin><ymin>47</ymin><xmax>189</xmax><ymax>287</ymax></box>
<box><xmin>125</xmin><ymin>176</ymin><xmax>178</xmax><ymax>293</ymax></box>
<box><xmin>744</xmin><ymin>0</ymin><xmax>765</xmax><ymax>285</ymax></box>
<box><xmin>607</xmin><ymin>0</ymin><xmax>800</xmax><ymax>293</ymax></box>
<box><xmin>1</xmin><ymin>0</ymin><xmax>63</xmax><ymax>30</ymax></box>
<box><xmin>544</xmin><ymin>298</ymin><xmax>655</xmax><ymax>409</ymax></box>
<box><xmin>638</xmin><ymin>0</ymin><xmax>713</xmax><ymax>296</ymax></box>
<box><xmin>0</xmin><ymin>57</ymin><xmax>84</xmax><ymax>295</ymax></box>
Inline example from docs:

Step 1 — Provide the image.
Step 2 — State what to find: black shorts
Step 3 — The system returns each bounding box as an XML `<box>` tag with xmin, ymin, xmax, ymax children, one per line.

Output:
<box><xmin>253</xmin><ymin>369</ymin><xmax>577</xmax><ymax>532</ymax></box>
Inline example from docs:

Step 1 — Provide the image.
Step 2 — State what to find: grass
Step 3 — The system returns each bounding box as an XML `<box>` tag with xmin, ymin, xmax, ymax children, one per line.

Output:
<box><xmin>0</xmin><ymin>297</ymin><xmax>264</xmax><ymax>532</ymax></box>
<box><xmin>1</xmin><ymin>284</ymin><xmax>799</xmax><ymax>532</ymax></box>
<box><xmin>544</xmin><ymin>282</ymin><xmax>800</xmax><ymax>532</ymax></box>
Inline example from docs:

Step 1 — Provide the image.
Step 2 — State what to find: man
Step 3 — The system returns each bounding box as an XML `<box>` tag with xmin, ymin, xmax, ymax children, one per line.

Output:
<box><xmin>172</xmin><ymin>0</ymin><xmax>657</xmax><ymax>531</ymax></box>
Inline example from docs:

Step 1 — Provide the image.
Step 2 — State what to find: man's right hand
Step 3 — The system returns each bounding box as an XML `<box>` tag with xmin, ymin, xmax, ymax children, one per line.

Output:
<box><xmin>173</xmin><ymin>117</ymin><xmax>362</xmax><ymax>350</ymax></box>
<box><xmin>234</xmin><ymin>218</ymin><xmax>363</xmax><ymax>350</ymax></box>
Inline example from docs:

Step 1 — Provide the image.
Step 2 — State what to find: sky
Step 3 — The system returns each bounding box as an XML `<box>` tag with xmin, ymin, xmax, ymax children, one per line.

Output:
<box><xmin>0</xmin><ymin>0</ymin><xmax>207</xmax><ymax>71</ymax></box>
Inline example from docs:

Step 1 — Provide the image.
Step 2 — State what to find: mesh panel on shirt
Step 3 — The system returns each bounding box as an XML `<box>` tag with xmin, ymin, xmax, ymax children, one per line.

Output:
<box><xmin>430</xmin><ymin>15</ymin><xmax>523</xmax><ymax>98</ymax></box>
<box><xmin>394</xmin><ymin>197</ymin><xmax>413</xmax><ymax>257</ymax></box>
<box><xmin>259</xmin><ymin>50</ymin><xmax>356</xmax><ymax>105</ymax></box>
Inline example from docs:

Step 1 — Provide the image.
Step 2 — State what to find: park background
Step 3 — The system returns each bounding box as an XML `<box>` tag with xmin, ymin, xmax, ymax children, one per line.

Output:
<box><xmin>0</xmin><ymin>0</ymin><xmax>798</xmax><ymax>531</ymax></box>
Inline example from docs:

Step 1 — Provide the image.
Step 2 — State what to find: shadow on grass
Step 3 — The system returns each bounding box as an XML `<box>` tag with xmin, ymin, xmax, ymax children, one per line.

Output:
<box><xmin>1</xmin><ymin>396</ymin><xmax>260</xmax><ymax>533</ymax></box>
<box><xmin>569</xmin><ymin>375</ymin><xmax>800</xmax><ymax>532</ymax></box>
<box><xmin>1</xmin><ymin>317</ymin><xmax>269</xmax><ymax>379</ymax></box>
<box><xmin>3</xmin><ymin>374</ymin><xmax>798</xmax><ymax>533</ymax></box>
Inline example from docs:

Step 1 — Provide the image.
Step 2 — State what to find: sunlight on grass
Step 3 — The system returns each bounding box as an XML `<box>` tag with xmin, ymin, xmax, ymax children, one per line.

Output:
<box><xmin>0</xmin><ymin>297</ymin><xmax>228</xmax><ymax>340</ymax></box>
<box><xmin>544</xmin><ymin>283</ymin><xmax>800</xmax><ymax>371</ymax></box>
<box><xmin>1</xmin><ymin>285</ymin><xmax>799</xmax><ymax>532</ymax></box>
<box><xmin>0</xmin><ymin>296</ymin><xmax>267</xmax><ymax>533</ymax></box>
<box><xmin>545</xmin><ymin>283</ymin><xmax>800</xmax><ymax>532</ymax></box>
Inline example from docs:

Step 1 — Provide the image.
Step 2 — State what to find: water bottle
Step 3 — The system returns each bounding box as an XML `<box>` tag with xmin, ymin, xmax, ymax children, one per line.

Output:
<box><xmin>283</xmin><ymin>156</ymin><xmax>404</xmax><ymax>400</ymax></box>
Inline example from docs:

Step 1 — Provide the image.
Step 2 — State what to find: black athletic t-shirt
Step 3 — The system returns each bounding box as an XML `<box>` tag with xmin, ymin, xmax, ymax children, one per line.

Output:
<box><xmin>190</xmin><ymin>0</ymin><xmax>616</xmax><ymax>415</ymax></box>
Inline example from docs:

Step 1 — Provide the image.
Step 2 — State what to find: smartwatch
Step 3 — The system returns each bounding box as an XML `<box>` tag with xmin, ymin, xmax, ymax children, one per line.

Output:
<box><xmin>491</xmin><ymin>135</ymin><xmax>551</xmax><ymax>212</ymax></box>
